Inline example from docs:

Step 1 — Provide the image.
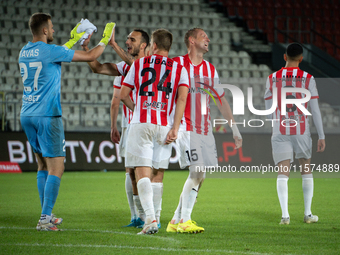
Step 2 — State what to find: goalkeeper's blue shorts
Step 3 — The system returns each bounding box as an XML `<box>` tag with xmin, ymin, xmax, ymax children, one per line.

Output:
<box><xmin>21</xmin><ymin>116</ymin><xmax>66</xmax><ymax>158</ymax></box>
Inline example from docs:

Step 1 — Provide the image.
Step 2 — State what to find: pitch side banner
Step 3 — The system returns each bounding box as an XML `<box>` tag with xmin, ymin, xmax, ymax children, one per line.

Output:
<box><xmin>212</xmin><ymin>133</ymin><xmax>340</xmax><ymax>178</ymax></box>
<box><xmin>0</xmin><ymin>132</ymin><xmax>182</xmax><ymax>171</ymax></box>
<box><xmin>0</xmin><ymin>132</ymin><xmax>339</xmax><ymax>173</ymax></box>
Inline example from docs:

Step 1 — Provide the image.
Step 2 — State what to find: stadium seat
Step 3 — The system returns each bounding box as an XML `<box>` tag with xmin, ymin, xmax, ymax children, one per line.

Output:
<box><xmin>221</xmin><ymin>70</ymin><xmax>230</xmax><ymax>78</ymax></box>
<box><xmin>0</xmin><ymin>61</ymin><xmax>6</xmax><ymax>72</ymax></box>
<box><xmin>15</xmin><ymin>0</ymin><xmax>340</xmax><ymax>131</ymax></box>
<box><xmin>6</xmin><ymin>6</ymin><xmax>16</xmax><ymax>16</ymax></box>
<box><xmin>0</xmin><ymin>34</ymin><xmax>11</xmax><ymax>44</ymax></box>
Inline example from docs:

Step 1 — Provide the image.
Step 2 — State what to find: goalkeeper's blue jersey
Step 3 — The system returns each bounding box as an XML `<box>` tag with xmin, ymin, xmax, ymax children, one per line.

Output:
<box><xmin>19</xmin><ymin>41</ymin><xmax>74</xmax><ymax>117</ymax></box>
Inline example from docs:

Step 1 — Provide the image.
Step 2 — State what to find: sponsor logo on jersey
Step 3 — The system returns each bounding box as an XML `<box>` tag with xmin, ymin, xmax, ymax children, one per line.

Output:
<box><xmin>142</xmin><ymin>101</ymin><xmax>167</xmax><ymax>111</ymax></box>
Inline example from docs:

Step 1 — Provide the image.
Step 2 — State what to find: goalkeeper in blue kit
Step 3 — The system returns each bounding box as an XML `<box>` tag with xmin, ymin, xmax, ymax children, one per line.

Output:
<box><xmin>19</xmin><ymin>12</ymin><xmax>115</xmax><ymax>231</ymax></box>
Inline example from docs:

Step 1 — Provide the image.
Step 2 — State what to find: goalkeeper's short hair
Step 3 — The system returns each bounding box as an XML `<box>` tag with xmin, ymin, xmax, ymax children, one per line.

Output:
<box><xmin>29</xmin><ymin>13</ymin><xmax>52</xmax><ymax>36</ymax></box>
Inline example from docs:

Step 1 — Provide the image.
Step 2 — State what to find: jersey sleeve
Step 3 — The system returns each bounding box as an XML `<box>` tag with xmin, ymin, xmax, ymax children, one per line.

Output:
<box><xmin>113</xmin><ymin>76</ymin><xmax>122</xmax><ymax>89</ymax></box>
<box><xmin>49</xmin><ymin>45</ymin><xmax>75</xmax><ymax>63</ymax></box>
<box><xmin>178</xmin><ymin>67</ymin><xmax>189</xmax><ymax>88</ymax></box>
<box><xmin>213</xmin><ymin>69</ymin><xmax>225</xmax><ymax>98</ymax></box>
<box><xmin>264</xmin><ymin>77</ymin><xmax>272</xmax><ymax>100</ymax></box>
<box><xmin>116</xmin><ymin>61</ymin><xmax>128</xmax><ymax>76</ymax></box>
<box><xmin>308</xmin><ymin>76</ymin><xmax>319</xmax><ymax>99</ymax></box>
<box><xmin>122</xmin><ymin>62</ymin><xmax>135</xmax><ymax>89</ymax></box>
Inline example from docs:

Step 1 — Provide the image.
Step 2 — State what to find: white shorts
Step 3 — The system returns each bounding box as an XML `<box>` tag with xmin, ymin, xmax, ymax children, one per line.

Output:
<box><xmin>175</xmin><ymin>130</ymin><xmax>191</xmax><ymax>169</ymax></box>
<box><xmin>125</xmin><ymin>123</ymin><xmax>172</xmax><ymax>169</ymax></box>
<box><xmin>186</xmin><ymin>131</ymin><xmax>218</xmax><ymax>167</ymax></box>
<box><xmin>271</xmin><ymin>134</ymin><xmax>312</xmax><ymax>165</ymax></box>
<box><xmin>119</xmin><ymin>126</ymin><xmax>129</xmax><ymax>158</ymax></box>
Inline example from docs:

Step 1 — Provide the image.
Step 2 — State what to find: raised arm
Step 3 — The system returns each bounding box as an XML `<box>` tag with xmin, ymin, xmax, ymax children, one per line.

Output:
<box><xmin>67</xmin><ymin>22</ymin><xmax>116</xmax><ymax>64</ymax></box>
<box><xmin>108</xmin><ymin>27</ymin><xmax>135</xmax><ymax>66</ymax></box>
<box><xmin>72</xmin><ymin>44</ymin><xmax>106</xmax><ymax>62</ymax></box>
<box><xmin>81</xmin><ymin>43</ymin><xmax>120</xmax><ymax>76</ymax></box>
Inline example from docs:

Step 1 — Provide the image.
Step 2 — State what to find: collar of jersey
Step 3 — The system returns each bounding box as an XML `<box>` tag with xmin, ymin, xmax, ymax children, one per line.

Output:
<box><xmin>184</xmin><ymin>54</ymin><xmax>204</xmax><ymax>68</ymax></box>
<box><xmin>281</xmin><ymin>67</ymin><xmax>300</xmax><ymax>70</ymax></box>
<box><xmin>151</xmin><ymin>54</ymin><xmax>167</xmax><ymax>58</ymax></box>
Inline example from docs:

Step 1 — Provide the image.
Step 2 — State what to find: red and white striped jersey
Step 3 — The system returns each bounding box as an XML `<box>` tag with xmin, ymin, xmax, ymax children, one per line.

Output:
<box><xmin>116</xmin><ymin>61</ymin><xmax>129</xmax><ymax>76</ymax></box>
<box><xmin>122</xmin><ymin>54</ymin><xmax>189</xmax><ymax>127</ymax></box>
<box><xmin>113</xmin><ymin>75</ymin><xmax>133</xmax><ymax>128</ymax></box>
<box><xmin>113</xmin><ymin>62</ymin><xmax>132</xmax><ymax>128</ymax></box>
<box><xmin>173</xmin><ymin>54</ymin><xmax>225</xmax><ymax>135</ymax></box>
<box><xmin>264</xmin><ymin>67</ymin><xmax>319</xmax><ymax>136</ymax></box>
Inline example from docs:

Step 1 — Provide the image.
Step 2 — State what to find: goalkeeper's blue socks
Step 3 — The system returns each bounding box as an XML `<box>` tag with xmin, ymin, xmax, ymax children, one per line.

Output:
<box><xmin>37</xmin><ymin>170</ymin><xmax>48</xmax><ymax>208</ymax></box>
<box><xmin>41</xmin><ymin>175</ymin><xmax>61</xmax><ymax>217</ymax></box>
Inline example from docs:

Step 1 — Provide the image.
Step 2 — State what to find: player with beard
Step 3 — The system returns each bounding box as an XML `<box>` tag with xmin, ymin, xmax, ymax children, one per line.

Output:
<box><xmin>120</xmin><ymin>28</ymin><xmax>189</xmax><ymax>235</ymax></box>
<box><xmin>19</xmin><ymin>13</ymin><xmax>114</xmax><ymax>231</ymax></box>
<box><xmin>82</xmin><ymin>28</ymin><xmax>150</xmax><ymax>228</ymax></box>
<box><xmin>166</xmin><ymin>28</ymin><xmax>242</xmax><ymax>233</ymax></box>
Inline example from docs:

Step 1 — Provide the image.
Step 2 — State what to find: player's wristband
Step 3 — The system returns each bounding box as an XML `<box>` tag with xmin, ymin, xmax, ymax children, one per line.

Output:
<box><xmin>231</xmin><ymin>125</ymin><xmax>242</xmax><ymax>140</ymax></box>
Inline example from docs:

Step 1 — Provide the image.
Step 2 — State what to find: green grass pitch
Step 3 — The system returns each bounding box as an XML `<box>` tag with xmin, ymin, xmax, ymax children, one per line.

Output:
<box><xmin>0</xmin><ymin>171</ymin><xmax>339</xmax><ymax>254</ymax></box>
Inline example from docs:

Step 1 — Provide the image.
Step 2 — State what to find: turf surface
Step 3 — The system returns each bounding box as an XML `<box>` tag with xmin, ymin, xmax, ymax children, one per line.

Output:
<box><xmin>0</xmin><ymin>171</ymin><xmax>339</xmax><ymax>254</ymax></box>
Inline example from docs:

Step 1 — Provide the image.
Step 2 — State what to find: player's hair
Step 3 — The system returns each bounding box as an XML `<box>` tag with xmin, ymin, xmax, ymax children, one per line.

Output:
<box><xmin>151</xmin><ymin>29</ymin><xmax>173</xmax><ymax>51</ymax></box>
<box><xmin>29</xmin><ymin>13</ymin><xmax>52</xmax><ymax>36</ymax></box>
<box><xmin>133</xmin><ymin>29</ymin><xmax>150</xmax><ymax>47</ymax></box>
<box><xmin>286</xmin><ymin>43</ymin><xmax>303</xmax><ymax>60</ymax></box>
<box><xmin>184</xmin><ymin>27</ymin><xmax>204</xmax><ymax>49</ymax></box>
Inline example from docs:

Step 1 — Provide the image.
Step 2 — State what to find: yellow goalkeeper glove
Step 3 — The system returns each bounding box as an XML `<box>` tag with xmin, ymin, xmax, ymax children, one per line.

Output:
<box><xmin>98</xmin><ymin>22</ymin><xmax>116</xmax><ymax>47</ymax></box>
<box><xmin>63</xmin><ymin>22</ymin><xmax>86</xmax><ymax>49</ymax></box>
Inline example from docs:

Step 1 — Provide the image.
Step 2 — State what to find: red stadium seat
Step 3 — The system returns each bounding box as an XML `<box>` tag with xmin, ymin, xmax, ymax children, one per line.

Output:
<box><xmin>313</xmin><ymin>38</ymin><xmax>324</xmax><ymax>49</ymax></box>
<box><xmin>245</xmin><ymin>14</ymin><xmax>256</xmax><ymax>31</ymax></box>
<box><xmin>274</xmin><ymin>2</ymin><xmax>283</xmax><ymax>16</ymax></box>
<box><xmin>332</xmin><ymin>5</ymin><xmax>339</xmax><ymax>18</ymax></box>
<box><xmin>244</xmin><ymin>1</ymin><xmax>253</xmax><ymax>13</ymax></box>
<box><xmin>322</xmin><ymin>5</ymin><xmax>331</xmax><ymax>17</ymax></box>
<box><xmin>335</xmin><ymin>31</ymin><xmax>340</xmax><ymax>44</ymax></box>
<box><xmin>225</xmin><ymin>0</ymin><xmax>237</xmax><ymax>18</ymax></box>
<box><xmin>303</xmin><ymin>3</ymin><xmax>312</xmax><ymax>17</ymax></box>
<box><xmin>313</xmin><ymin>16</ymin><xmax>323</xmax><ymax>33</ymax></box>
<box><xmin>277</xmin><ymin>33</ymin><xmax>285</xmax><ymax>43</ymax></box>
<box><xmin>254</xmin><ymin>1</ymin><xmax>264</xmax><ymax>16</ymax></box>
<box><xmin>264</xmin><ymin>16</ymin><xmax>274</xmax><ymax>33</ymax></box>
<box><xmin>276</xmin><ymin>16</ymin><xmax>286</xmax><ymax>31</ymax></box>
<box><xmin>236</xmin><ymin>1</ymin><xmax>245</xmax><ymax>19</ymax></box>
<box><xmin>288</xmin><ymin>18</ymin><xmax>299</xmax><ymax>31</ymax></box>
<box><xmin>293</xmin><ymin>3</ymin><xmax>302</xmax><ymax>17</ymax></box>
<box><xmin>255</xmin><ymin>16</ymin><xmax>265</xmax><ymax>31</ymax></box>
<box><xmin>302</xmin><ymin>18</ymin><xmax>312</xmax><ymax>31</ymax></box>
<box><xmin>267</xmin><ymin>32</ymin><xmax>275</xmax><ymax>42</ymax></box>
<box><xmin>265</xmin><ymin>7</ymin><xmax>275</xmax><ymax>18</ymax></box>
<box><xmin>312</xmin><ymin>4</ymin><xmax>322</xmax><ymax>17</ymax></box>
<box><xmin>284</xmin><ymin>2</ymin><xmax>293</xmax><ymax>16</ymax></box>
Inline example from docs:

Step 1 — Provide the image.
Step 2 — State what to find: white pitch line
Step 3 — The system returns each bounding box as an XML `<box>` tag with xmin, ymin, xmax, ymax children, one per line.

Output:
<box><xmin>0</xmin><ymin>226</ymin><xmax>180</xmax><ymax>243</ymax></box>
<box><xmin>0</xmin><ymin>243</ymin><xmax>272</xmax><ymax>255</ymax></box>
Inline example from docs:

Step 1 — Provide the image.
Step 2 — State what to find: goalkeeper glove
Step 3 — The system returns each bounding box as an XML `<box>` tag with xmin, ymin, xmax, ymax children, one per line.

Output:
<box><xmin>63</xmin><ymin>22</ymin><xmax>86</xmax><ymax>49</ymax></box>
<box><xmin>98</xmin><ymin>22</ymin><xmax>116</xmax><ymax>47</ymax></box>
